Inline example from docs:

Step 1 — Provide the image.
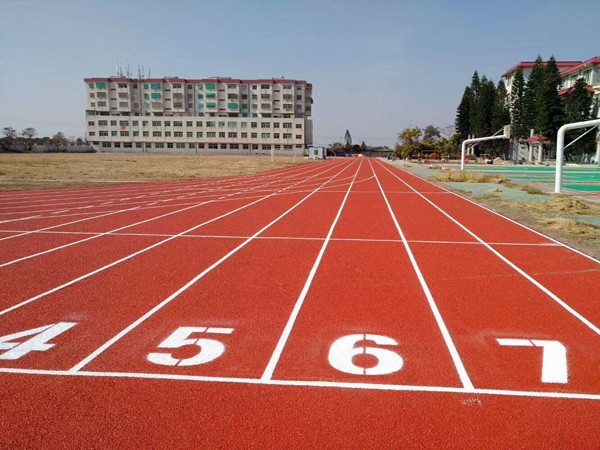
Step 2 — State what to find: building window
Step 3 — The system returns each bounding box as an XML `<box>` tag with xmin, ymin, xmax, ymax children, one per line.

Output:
<box><xmin>283</xmin><ymin>133</ymin><xmax>292</xmax><ymax>139</ymax></box>
<box><xmin>283</xmin><ymin>123</ymin><xmax>292</xmax><ymax>129</ymax></box>
<box><xmin>228</xmin><ymin>132</ymin><xmax>237</xmax><ymax>138</ymax></box>
<box><xmin>206</xmin><ymin>102</ymin><xmax>216</xmax><ymax>108</ymax></box>
<box><xmin>136</xmin><ymin>143</ymin><xmax>142</xmax><ymax>148</ymax></box>
<box><xmin>228</xmin><ymin>103</ymin><xmax>238</xmax><ymax>109</ymax></box>
<box><xmin>88</xmin><ymin>121</ymin><xmax>95</xmax><ymax>126</ymax></box>
<box><xmin>196</xmin><ymin>121</ymin><xmax>203</xmax><ymax>127</ymax></box>
<box><xmin>111</xmin><ymin>131</ymin><xmax>117</xmax><ymax>137</ymax></box>
<box><xmin>218</xmin><ymin>122</ymin><xmax>226</xmax><ymax>128</ymax></box>
<box><xmin>167</xmin><ymin>143</ymin><xmax>173</xmax><ymax>148</ymax></box>
<box><xmin>207</xmin><ymin>132</ymin><xmax>216</xmax><ymax>138</ymax></box>
<box><xmin>155</xmin><ymin>143</ymin><xmax>164</xmax><ymax>148</ymax></box>
<box><xmin>102</xmin><ymin>142</ymin><xmax>111</xmax><ymax>147</ymax></box>
<box><xmin>251</xmin><ymin>122</ymin><xmax>258</xmax><ymax>128</ymax></box>
<box><xmin>284</xmin><ymin>145</ymin><xmax>293</xmax><ymax>150</ymax></box>
<box><xmin>187</xmin><ymin>132</ymin><xmax>193</xmax><ymax>137</ymax></box>
<box><xmin>151</xmin><ymin>93</ymin><xmax>161</xmax><ymax>99</ymax></box>
<box><xmin>206</xmin><ymin>121</ymin><xmax>215</xmax><ymax>127</ymax></box>
<box><xmin>119</xmin><ymin>102</ymin><xmax>129</xmax><ymax>108</ymax></box>
<box><xmin>261</xmin><ymin>123</ymin><xmax>270</xmax><ymax>128</ymax></box>
<box><xmin>133</xmin><ymin>131</ymin><xmax>139</xmax><ymax>137</ymax></box>
<box><xmin>165</xmin><ymin>131</ymin><xmax>172</xmax><ymax>137</ymax></box>
<box><xmin>241</xmin><ymin>132</ymin><xmax>248</xmax><ymax>138</ymax></box>
<box><xmin>220</xmin><ymin>144</ymin><xmax>227</xmax><ymax>149</ymax></box>
<box><xmin>153</xmin><ymin>131</ymin><xmax>162</xmax><ymax>137</ymax></box>
<box><xmin>227</xmin><ymin>122</ymin><xmax>236</xmax><ymax>128</ymax></box>
<box><xmin>198</xmin><ymin>103</ymin><xmax>204</xmax><ymax>109</ymax></box>
<box><xmin>89</xmin><ymin>93</ymin><xmax>95</xmax><ymax>98</ymax></box>
<box><xmin>176</xmin><ymin>143</ymin><xmax>185</xmax><ymax>148</ymax></box>
<box><xmin>97</xmin><ymin>102</ymin><xmax>107</xmax><ymax>107</ymax></box>
<box><xmin>96</xmin><ymin>82</ymin><xmax>106</xmax><ymax>89</ymax></box>
<box><xmin>173</xmin><ymin>121</ymin><xmax>183</xmax><ymax>127</ymax></box>
<box><xmin>99</xmin><ymin>131</ymin><xmax>108</xmax><ymax>137</ymax></box>
<box><xmin>186</xmin><ymin>121</ymin><xmax>193</xmax><ymax>127</ymax></box>
<box><xmin>120</xmin><ymin>131</ymin><xmax>129</xmax><ymax>136</ymax></box>
<box><xmin>143</xmin><ymin>131</ymin><xmax>149</xmax><ymax>137</ymax></box>
<box><xmin>251</xmin><ymin>133</ymin><xmax>258</xmax><ymax>138</ymax></box>
<box><xmin>263</xmin><ymin>144</ymin><xmax>271</xmax><ymax>150</ymax></box>
<box><xmin>219</xmin><ymin>132</ymin><xmax>225</xmax><ymax>138</ymax></box>
<box><xmin>274</xmin><ymin>133</ymin><xmax>280</xmax><ymax>138</ymax></box>
<box><xmin>151</xmin><ymin>83</ymin><xmax>161</xmax><ymax>90</ymax></box>
<box><xmin>172</xmin><ymin>84</ymin><xmax>182</xmax><ymax>89</ymax></box>
<box><xmin>174</xmin><ymin>132</ymin><xmax>183</xmax><ymax>137</ymax></box>
<box><xmin>196</xmin><ymin>132</ymin><xmax>203</xmax><ymax>137</ymax></box>
<box><xmin>209</xmin><ymin>143</ymin><xmax>218</xmax><ymax>149</ymax></box>
<box><xmin>241</xmin><ymin>104</ymin><xmax>248</xmax><ymax>109</ymax></box>
<box><xmin>114</xmin><ymin>142</ymin><xmax>121</xmax><ymax>148</ymax></box>
<box><xmin>261</xmin><ymin>133</ymin><xmax>271</xmax><ymax>139</ymax></box>
<box><xmin>88</xmin><ymin>83</ymin><xmax>94</xmax><ymax>89</ymax></box>
<box><xmin>164</xmin><ymin>121</ymin><xmax>171</xmax><ymax>126</ymax></box>
<box><xmin>205</xmin><ymin>83</ymin><xmax>216</xmax><ymax>90</ymax></box>
<box><xmin>295</xmin><ymin>135</ymin><xmax>302</xmax><ymax>139</ymax></box>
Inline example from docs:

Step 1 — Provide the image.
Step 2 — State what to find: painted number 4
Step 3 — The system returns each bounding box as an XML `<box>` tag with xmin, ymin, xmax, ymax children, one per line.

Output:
<box><xmin>0</xmin><ymin>323</ymin><xmax>77</xmax><ymax>360</ymax></box>
<box><xmin>148</xmin><ymin>327</ymin><xmax>234</xmax><ymax>367</ymax></box>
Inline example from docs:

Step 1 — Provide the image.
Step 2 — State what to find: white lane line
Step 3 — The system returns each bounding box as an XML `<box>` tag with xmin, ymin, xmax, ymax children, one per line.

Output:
<box><xmin>0</xmin><ymin>161</ymin><xmax>337</xmax><ymax>245</ymax></box>
<box><xmin>261</xmin><ymin>161</ymin><xmax>363</xmax><ymax>381</ymax></box>
<box><xmin>0</xmin><ymin>162</ymin><xmax>332</xmax><ymax>268</ymax></box>
<box><xmin>69</xmin><ymin>161</ymin><xmax>357</xmax><ymax>372</ymax></box>
<box><xmin>0</xmin><ymin>160</ymin><xmax>323</xmax><ymax>209</ymax></box>
<box><xmin>0</xmin><ymin>215</ymin><xmax>41</xmax><ymax>224</ymax></box>
<box><xmin>0</xmin><ymin>162</ymin><xmax>350</xmax><ymax>318</ymax></box>
<box><xmin>0</xmin><ymin>367</ymin><xmax>599</xmax><ymax>401</ymax></box>
<box><xmin>377</xmin><ymin>160</ymin><xmax>600</xmax><ymax>339</ymax></box>
<box><xmin>0</xmin><ymin>228</ymin><xmax>564</xmax><ymax>246</ymax></box>
<box><xmin>385</xmin><ymin>160</ymin><xmax>600</xmax><ymax>265</ymax></box>
<box><xmin>369</xmin><ymin>159</ymin><xmax>474</xmax><ymax>391</ymax></box>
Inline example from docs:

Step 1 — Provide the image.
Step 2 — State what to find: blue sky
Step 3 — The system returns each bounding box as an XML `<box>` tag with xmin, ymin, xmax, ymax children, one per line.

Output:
<box><xmin>1</xmin><ymin>0</ymin><xmax>598</xmax><ymax>146</ymax></box>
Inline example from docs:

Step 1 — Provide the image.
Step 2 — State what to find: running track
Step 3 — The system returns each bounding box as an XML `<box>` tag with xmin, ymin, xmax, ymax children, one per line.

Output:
<box><xmin>1</xmin><ymin>158</ymin><xmax>600</xmax><ymax>447</ymax></box>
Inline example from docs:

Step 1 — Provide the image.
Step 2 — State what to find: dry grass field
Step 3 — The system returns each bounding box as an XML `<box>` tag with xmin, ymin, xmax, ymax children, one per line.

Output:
<box><xmin>0</xmin><ymin>153</ymin><xmax>313</xmax><ymax>191</ymax></box>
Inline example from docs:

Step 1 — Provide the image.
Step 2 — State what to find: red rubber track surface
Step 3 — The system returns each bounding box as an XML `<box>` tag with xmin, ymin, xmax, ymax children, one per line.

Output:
<box><xmin>1</xmin><ymin>158</ymin><xmax>600</xmax><ymax>448</ymax></box>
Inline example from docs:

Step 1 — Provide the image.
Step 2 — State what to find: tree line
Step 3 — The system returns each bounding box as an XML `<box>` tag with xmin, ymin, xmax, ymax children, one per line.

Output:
<box><xmin>1</xmin><ymin>127</ymin><xmax>88</xmax><ymax>152</ymax></box>
<box><xmin>455</xmin><ymin>55</ymin><xmax>599</xmax><ymax>159</ymax></box>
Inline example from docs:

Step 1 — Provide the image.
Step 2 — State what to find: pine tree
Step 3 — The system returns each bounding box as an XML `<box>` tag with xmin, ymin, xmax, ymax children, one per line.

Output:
<box><xmin>455</xmin><ymin>86</ymin><xmax>473</xmax><ymax>140</ymax></box>
<box><xmin>343</xmin><ymin>130</ymin><xmax>352</xmax><ymax>150</ymax></box>
<box><xmin>472</xmin><ymin>77</ymin><xmax>496</xmax><ymax>137</ymax></box>
<box><xmin>492</xmin><ymin>80</ymin><xmax>511</xmax><ymax>132</ymax></box>
<box><xmin>537</xmin><ymin>56</ymin><xmax>565</xmax><ymax>140</ymax></box>
<box><xmin>468</xmin><ymin>72</ymin><xmax>481</xmax><ymax>132</ymax></box>
<box><xmin>522</xmin><ymin>56</ymin><xmax>545</xmax><ymax>136</ymax></box>
<box><xmin>510</xmin><ymin>69</ymin><xmax>528</xmax><ymax>139</ymax></box>
<box><xmin>563</xmin><ymin>78</ymin><xmax>595</xmax><ymax>159</ymax></box>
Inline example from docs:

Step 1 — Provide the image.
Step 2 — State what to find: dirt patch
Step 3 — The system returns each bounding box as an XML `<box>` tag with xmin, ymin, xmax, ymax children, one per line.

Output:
<box><xmin>541</xmin><ymin>218</ymin><xmax>600</xmax><ymax>241</ymax></box>
<box><xmin>432</xmin><ymin>170</ymin><xmax>506</xmax><ymax>184</ymax></box>
<box><xmin>0</xmin><ymin>153</ymin><xmax>313</xmax><ymax>191</ymax></box>
<box><xmin>525</xmin><ymin>197</ymin><xmax>600</xmax><ymax>215</ymax></box>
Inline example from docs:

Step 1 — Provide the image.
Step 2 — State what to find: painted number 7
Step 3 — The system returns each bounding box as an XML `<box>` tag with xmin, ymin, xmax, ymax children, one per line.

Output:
<box><xmin>147</xmin><ymin>326</ymin><xmax>234</xmax><ymax>367</ymax></box>
<box><xmin>497</xmin><ymin>338</ymin><xmax>568</xmax><ymax>384</ymax></box>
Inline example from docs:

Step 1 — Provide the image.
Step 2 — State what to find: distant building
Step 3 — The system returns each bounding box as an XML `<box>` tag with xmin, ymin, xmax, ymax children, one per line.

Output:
<box><xmin>502</xmin><ymin>57</ymin><xmax>600</xmax><ymax>118</ymax></box>
<box><xmin>84</xmin><ymin>76</ymin><xmax>313</xmax><ymax>154</ymax></box>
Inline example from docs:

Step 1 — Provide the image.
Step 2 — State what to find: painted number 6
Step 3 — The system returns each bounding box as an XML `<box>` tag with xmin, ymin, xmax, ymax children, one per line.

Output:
<box><xmin>147</xmin><ymin>326</ymin><xmax>233</xmax><ymax>367</ymax></box>
<box><xmin>328</xmin><ymin>334</ymin><xmax>404</xmax><ymax>376</ymax></box>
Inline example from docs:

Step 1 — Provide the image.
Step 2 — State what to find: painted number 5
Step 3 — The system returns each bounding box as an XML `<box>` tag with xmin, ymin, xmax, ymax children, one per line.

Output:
<box><xmin>328</xmin><ymin>334</ymin><xmax>404</xmax><ymax>376</ymax></box>
<box><xmin>148</xmin><ymin>326</ymin><xmax>233</xmax><ymax>367</ymax></box>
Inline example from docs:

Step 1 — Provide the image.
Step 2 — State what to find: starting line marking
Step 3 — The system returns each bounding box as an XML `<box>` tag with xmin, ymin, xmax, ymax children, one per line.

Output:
<box><xmin>1</xmin><ymin>367</ymin><xmax>599</xmax><ymax>402</ymax></box>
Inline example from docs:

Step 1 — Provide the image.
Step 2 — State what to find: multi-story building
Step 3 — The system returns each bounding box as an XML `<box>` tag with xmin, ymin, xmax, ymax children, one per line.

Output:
<box><xmin>84</xmin><ymin>76</ymin><xmax>313</xmax><ymax>154</ymax></box>
<box><xmin>502</xmin><ymin>57</ymin><xmax>600</xmax><ymax>116</ymax></box>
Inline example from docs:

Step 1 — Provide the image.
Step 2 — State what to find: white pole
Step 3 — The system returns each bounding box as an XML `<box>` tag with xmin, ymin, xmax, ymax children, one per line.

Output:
<box><xmin>460</xmin><ymin>134</ymin><xmax>509</xmax><ymax>170</ymax></box>
<box><xmin>555</xmin><ymin>118</ymin><xmax>600</xmax><ymax>193</ymax></box>
<box><xmin>596</xmin><ymin>140</ymin><xmax>600</xmax><ymax>167</ymax></box>
<box><xmin>537</xmin><ymin>142</ymin><xmax>543</xmax><ymax>164</ymax></box>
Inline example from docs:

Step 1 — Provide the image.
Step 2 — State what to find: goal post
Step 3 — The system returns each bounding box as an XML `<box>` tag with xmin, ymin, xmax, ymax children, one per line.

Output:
<box><xmin>460</xmin><ymin>127</ymin><xmax>510</xmax><ymax>170</ymax></box>
<box><xmin>554</xmin><ymin>118</ymin><xmax>600</xmax><ymax>193</ymax></box>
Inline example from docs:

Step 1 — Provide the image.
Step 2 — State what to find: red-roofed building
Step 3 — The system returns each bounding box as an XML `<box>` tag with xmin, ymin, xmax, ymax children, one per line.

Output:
<box><xmin>84</xmin><ymin>75</ymin><xmax>313</xmax><ymax>154</ymax></box>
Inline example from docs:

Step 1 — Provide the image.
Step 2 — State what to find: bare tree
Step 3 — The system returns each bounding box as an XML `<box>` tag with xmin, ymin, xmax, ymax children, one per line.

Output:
<box><xmin>52</xmin><ymin>132</ymin><xmax>68</xmax><ymax>152</ymax></box>
<box><xmin>21</xmin><ymin>127</ymin><xmax>37</xmax><ymax>151</ymax></box>
<box><xmin>2</xmin><ymin>127</ymin><xmax>17</xmax><ymax>138</ymax></box>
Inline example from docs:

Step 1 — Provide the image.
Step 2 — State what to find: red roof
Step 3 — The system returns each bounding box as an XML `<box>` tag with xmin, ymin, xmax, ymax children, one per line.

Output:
<box><xmin>558</xmin><ymin>85</ymin><xmax>596</xmax><ymax>96</ymax></box>
<box><xmin>559</xmin><ymin>57</ymin><xmax>600</xmax><ymax>77</ymax></box>
<box><xmin>84</xmin><ymin>76</ymin><xmax>312</xmax><ymax>87</ymax></box>
<box><xmin>525</xmin><ymin>134</ymin><xmax>550</xmax><ymax>143</ymax></box>
<box><xmin>502</xmin><ymin>61</ymin><xmax>581</xmax><ymax>77</ymax></box>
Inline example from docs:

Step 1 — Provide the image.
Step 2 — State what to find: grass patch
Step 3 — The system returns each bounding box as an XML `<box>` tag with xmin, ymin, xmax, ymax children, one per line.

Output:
<box><xmin>525</xmin><ymin>197</ymin><xmax>600</xmax><ymax>215</ymax></box>
<box><xmin>0</xmin><ymin>153</ymin><xmax>312</xmax><ymax>191</ymax></box>
<box><xmin>519</xmin><ymin>184</ymin><xmax>547</xmax><ymax>195</ymax></box>
<box><xmin>540</xmin><ymin>218</ymin><xmax>600</xmax><ymax>241</ymax></box>
<box><xmin>432</xmin><ymin>170</ymin><xmax>506</xmax><ymax>184</ymax></box>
